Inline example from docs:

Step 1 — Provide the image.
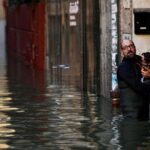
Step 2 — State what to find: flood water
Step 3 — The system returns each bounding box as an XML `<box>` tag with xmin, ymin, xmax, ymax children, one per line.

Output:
<box><xmin>0</xmin><ymin>59</ymin><xmax>150</xmax><ymax>150</ymax></box>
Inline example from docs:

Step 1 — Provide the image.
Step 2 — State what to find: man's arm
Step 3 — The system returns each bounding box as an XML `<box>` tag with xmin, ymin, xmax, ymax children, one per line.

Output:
<box><xmin>141</xmin><ymin>68</ymin><xmax>150</xmax><ymax>78</ymax></box>
<box><xmin>117</xmin><ymin>63</ymin><xmax>142</xmax><ymax>92</ymax></box>
<box><xmin>118</xmin><ymin>63</ymin><xmax>150</xmax><ymax>93</ymax></box>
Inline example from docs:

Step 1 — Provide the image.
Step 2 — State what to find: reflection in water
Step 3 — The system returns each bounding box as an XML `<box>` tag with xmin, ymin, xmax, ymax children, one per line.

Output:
<box><xmin>119</xmin><ymin>119</ymin><xmax>150</xmax><ymax>150</ymax></box>
<box><xmin>0</xmin><ymin>59</ymin><xmax>113</xmax><ymax>150</ymax></box>
<box><xmin>0</xmin><ymin>60</ymin><xmax>150</xmax><ymax>150</ymax></box>
<box><xmin>111</xmin><ymin>114</ymin><xmax>150</xmax><ymax>150</ymax></box>
<box><xmin>110</xmin><ymin>115</ymin><xmax>123</xmax><ymax>150</ymax></box>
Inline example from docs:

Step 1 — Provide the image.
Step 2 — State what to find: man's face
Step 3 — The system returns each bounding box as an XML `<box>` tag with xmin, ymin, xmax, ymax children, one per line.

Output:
<box><xmin>121</xmin><ymin>40</ymin><xmax>136</xmax><ymax>58</ymax></box>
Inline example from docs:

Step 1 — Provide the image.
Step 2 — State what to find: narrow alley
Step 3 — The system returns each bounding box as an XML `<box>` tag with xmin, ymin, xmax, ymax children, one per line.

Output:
<box><xmin>0</xmin><ymin>0</ymin><xmax>150</xmax><ymax>150</ymax></box>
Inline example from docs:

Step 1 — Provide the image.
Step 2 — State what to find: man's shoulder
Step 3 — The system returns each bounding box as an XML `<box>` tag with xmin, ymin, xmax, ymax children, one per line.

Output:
<box><xmin>118</xmin><ymin>60</ymin><xmax>128</xmax><ymax>67</ymax></box>
<box><xmin>117</xmin><ymin>61</ymin><xmax>128</xmax><ymax>72</ymax></box>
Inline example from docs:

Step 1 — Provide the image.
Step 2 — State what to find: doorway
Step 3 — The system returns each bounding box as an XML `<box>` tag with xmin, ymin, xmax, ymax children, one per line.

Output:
<box><xmin>47</xmin><ymin>0</ymin><xmax>100</xmax><ymax>95</ymax></box>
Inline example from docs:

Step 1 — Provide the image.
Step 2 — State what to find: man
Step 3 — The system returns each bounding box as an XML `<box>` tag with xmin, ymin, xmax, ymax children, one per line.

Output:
<box><xmin>141</xmin><ymin>52</ymin><xmax>150</xmax><ymax>80</ymax></box>
<box><xmin>117</xmin><ymin>39</ymin><xmax>149</xmax><ymax>120</ymax></box>
<box><xmin>141</xmin><ymin>52</ymin><xmax>150</xmax><ymax>101</ymax></box>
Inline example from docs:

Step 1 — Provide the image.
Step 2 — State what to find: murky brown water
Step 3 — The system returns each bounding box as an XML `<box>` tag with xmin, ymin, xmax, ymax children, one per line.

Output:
<box><xmin>0</xmin><ymin>59</ymin><xmax>150</xmax><ymax>150</ymax></box>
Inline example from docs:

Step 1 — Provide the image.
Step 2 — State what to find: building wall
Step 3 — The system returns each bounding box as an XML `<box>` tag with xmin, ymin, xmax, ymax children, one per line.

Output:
<box><xmin>132</xmin><ymin>0</ymin><xmax>150</xmax><ymax>54</ymax></box>
<box><xmin>119</xmin><ymin>0</ymin><xmax>132</xmax><ymax>42</ymax></box>
<box><xmin>119</xmin><ymin>0</ymin><xmax>150</xmax><ymax>54</ymax></box>
<box><xmin>6</xmin><ymin>2</ymin><xmax>45</xmax><ymax>70</ymax></box>
<box><xmin>5</xmin><ymin>0</ymin><xmax>113</xmax><ymax>98</ymax></box>
<box><xmin>99</xmin><ymin>0</ymin><xmax>112</xmax><ymax>97</ymax></box>
<box><xmin>45</xmin><ymin>0</ymin><xmax>112</xmax><ymax>98</ymax></box>
<box><xmin>0</xmin><ymin>0</ymin><xmax>6</xmax><ymax>65</ymax></box>
<box><xmin>0</xmin><ymin>1</ymin><xmax>5</xmax><ymax>19</ymax></box>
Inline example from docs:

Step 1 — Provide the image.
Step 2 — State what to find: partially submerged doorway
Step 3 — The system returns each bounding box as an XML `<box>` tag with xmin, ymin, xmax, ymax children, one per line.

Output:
<box><xmin>46</xmin><ymin>0</ymin><xmax>100</xmax><ymax>95</ymax></box>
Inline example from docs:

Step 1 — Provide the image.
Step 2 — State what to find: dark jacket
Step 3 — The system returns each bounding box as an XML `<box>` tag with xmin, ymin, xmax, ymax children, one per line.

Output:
<box><xmin>142</xmin><ymin>78</ymin><xmax>150</xmax><ymax>88</ymax></box>
<box><xmin>142</xmin><ymin>78</ymin><xmax>150</xmax><ymax>101</ymax></box>
<box><xmin>117</xmin><ymin>55</ymin><xmax>149</xmax><ymax>120</ymax></box>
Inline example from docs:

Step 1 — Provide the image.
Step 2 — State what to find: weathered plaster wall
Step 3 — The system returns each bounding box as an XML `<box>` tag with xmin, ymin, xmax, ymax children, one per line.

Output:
<box><xmin>132</xmin><ymin>0</ymin><xmax>150</xmax><ymax>54</ymax></box>
<box><xmin>119</xmin><ymin>0</ymin><xmax>150</xmax><ymax>54</ymax></box>
<box><xmin>99</xmin><ymin>0</ymin><xmax>112</xmax><ymax>97</ymax></box>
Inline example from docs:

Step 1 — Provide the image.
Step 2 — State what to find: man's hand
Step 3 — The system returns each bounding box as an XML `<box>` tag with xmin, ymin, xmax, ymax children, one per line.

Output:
<box><xmin>141</xmin><ymin>68</ymin><xmax>150</xmax><ymax>78</ymax></box>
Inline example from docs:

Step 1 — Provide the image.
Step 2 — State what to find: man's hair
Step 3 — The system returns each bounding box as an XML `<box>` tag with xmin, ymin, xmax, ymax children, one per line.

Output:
<box><xmin>120</xmin><ymin>40</ymin><xmax>135</xmax><ymax>49</ymax></box>
<box><xmin>142</xmin><ymin>52</ymin><xmax>150</xmax><ymax>63</ymax></box>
